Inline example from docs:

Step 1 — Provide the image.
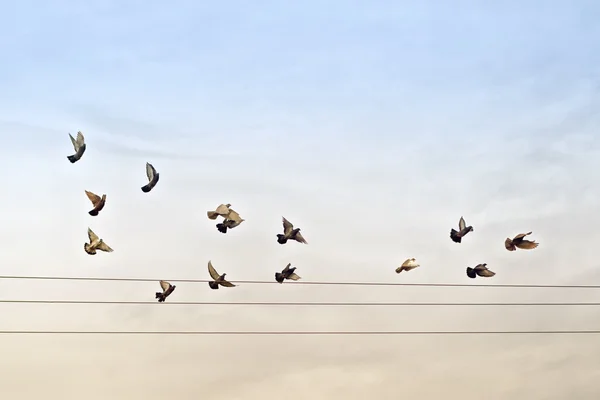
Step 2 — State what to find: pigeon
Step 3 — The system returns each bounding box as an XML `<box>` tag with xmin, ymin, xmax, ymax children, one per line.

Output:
<box><xmin>141</xmin><ymin>162</ymin><xmax>159</xmax><ymax>193</ymax></box>
<box><xmin>84</xmin><ymin>190</ymin><xmax>106</xmax><ymax>216</ymax></box>
<box><xmin>395</xmin><ymin>258</ymin><xmax>420</xmax><ymax>274</ymax></box>
<box><xmin>84</xmin><ymin>227</ymin><xmax>113</xmax><ymax>255</ymax></box>
<box><xmin>67</xmin><ymin>131</ymin><xmax>86</xmax><ymax>163</ymax></box>
<box><xmin>277</xmin><ymin>217</ymin><xmax>307</xmax><ymax>244</ymax></box>
<box><xmin>505</xmin><ymin>232</ymin><xmax>539</xmax><ymax>251</ymax></box>
<box><xmin>275</xmin><ymin>263</ymin><xmax>301</xmax><ymax>283</ymax></box>
<box><xmin>207</xmin><ymin>260</ymin><xmax>236</xmax><ymax>289</ymax></box>
<box><xmin>155</xmin><ymin>280</ymin><xmax>176</xmax><ymax>302</ymax></box>
<box><xmin>450</xmin><ymin>216</ymin><xmax>473</xmax><ymax>243</ymax></box>
<box><xmin>216</xmin><ymin>209</ymin><xmax>245</xmax><ymax>233</ymax></box>
<box><xmin>207</xmin><ymin>203</ymin><xmax>232</xmax><ymax>220</ymax></box>
<box><xmin>466</xmin><ymin>263</ymin><xmax>495</xmax><ymax>279</ymax></box>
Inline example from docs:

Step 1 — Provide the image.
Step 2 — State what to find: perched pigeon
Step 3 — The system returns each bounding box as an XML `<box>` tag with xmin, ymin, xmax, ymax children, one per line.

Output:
<box><xmin>216</xmin><ymin>209</ymin><xmax>245</xmax><ymax>233</ymax></box>
<box><xmin>84</xmin><ymin>190</ymin><xmax>106</xmax><ymax>216</ymax></box>
<box><xmin>207</xmin><ymin>203</ymin><xmax>232</xmax><ymax>220</ymax></box>
<box><xmin>84</xmin><ymin>227</ymin><xmax>113</xmax><ymax>255</ymax></box>
<box><xmin>466</xmin><ymin>263</ymin><xmax>495</xmax><ymax>279</ymax></box>
<box><xmin>207</xmin><ymin>260</ymin><xmax>236</xmax><ymax>289</ymax></box>
<box><xmin>67</xmin><ymin>131</ymin><xmax>86</xmax><ymax>163</ymax></box>
<box><xmin>277</xmin><ymin>217</ymin><xmax>307</xmax><ymax>244</ymax></box>
<box><xmin>141</xmin><ymin>162</ymin><xmax>159</xmax><ymax>193</ymax></box>
<box><xmin>275</xmin><ymin>263</ymin><xmax>301</xmax><ymax>283</ymax></box>
<box><xmin>395</xmin><ymin>258</ymin><xmax>420</xmax><ymax>274</ymax></box>
<box><xmin>155</xmin><ymin>280</ymin><xmax>176</xmax><ymax>302</ymax></box>
<box><xmin>450</xmin><ymin>216</ymin><xmax>473</xmax><ymax>243</ymax></box>
<box><xmin>505</xmin><ymin>232</ymin><xmax>539</xmax><ymax>251</ymax></box>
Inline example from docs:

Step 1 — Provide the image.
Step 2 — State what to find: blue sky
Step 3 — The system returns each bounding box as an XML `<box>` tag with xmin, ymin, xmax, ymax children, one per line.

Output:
<box><xmin>0</xmin><ymin>1</ymin><xmax>600</xmax><ymax>399</ymax></box>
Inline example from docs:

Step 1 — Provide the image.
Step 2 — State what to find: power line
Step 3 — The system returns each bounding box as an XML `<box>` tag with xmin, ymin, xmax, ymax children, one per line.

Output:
<box><xmin>0</xmin><ymin>330</ymin><xmax>598</xmax><ymax>335</ymax></box>
<box><xmin>1</xmin><ymin>275</ymin><xmax>599</xmax><ymax>289</ymax></box>
<box><xmin>1</xmin><ymin>300</ymin><xmax>599</xmax><ymax>306</ymax></box>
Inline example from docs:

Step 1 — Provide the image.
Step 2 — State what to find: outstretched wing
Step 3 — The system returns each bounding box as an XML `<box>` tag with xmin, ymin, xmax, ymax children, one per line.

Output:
<box><xmin>76</xmin><ymin>131</ymin><xmax>85</xmax><ymax>147</ymax></box>
<box><xmin>477</xmin><ymin>268</ymin><xmax>495</xmax><ymax>277</ymax></box>
<box><xmin>87</xmin><ymin>228</ymin><xmax>99</xmax><ymax>243</ymax></box>
<box><xmin>220</xmin><ymin>280</ymin><xmax>236</xmax><ymax>287</ymax></box>
<box><xmin>458</xmin><ymin>217</ymin><xmax>466</xmax><ymax>231</ymax></box>
<box><xmin>513</xmin><ymin>232</ymin><xmax>532</xmax><ymax>240</ymax></box>
<box><xmin>97</xmin><ymin>241</ymin><xmax>113</xmax><ymax>252</ymax></box>
<box><xmin>159</xmin><ymin>280</ymin><xmax>170</xmax><ymax>292</ymax></box>
<box><xmin>215</xmin><ymin>204</ymin><xmax>230</xmax><ymax>215</ymax></box>
<box><xmin>208</xmin><ymin>260</ymin><xmax>220</xmax><ymax>280</ymax></box>
<box><xmin>69</xmin><ymin>133</ymin><xmax>78</xmax><ymax>151</ymax></box>
<box><xmin>294</xmin><ymin>231</ymin><xmax>307</xmax><ymax>244</ymax></box>
<box><xmin>287</xmin><ymin>273</ymin><xmax>301</xmax><ymax>281</ymax></box>
<box><xmin>226</xmin><ymin>209</ymin><xmax>242</xmax><ymax>222</ymax></box>
<box><xmin>282</xmin><ymin>263</ymin><xmax>291</xmax><ymax>273</ymax></box>
<box><xmin>146</xmin><ymin>163</ymin><xmax>156</xmax><ymax>182</ymax></box>
<box><xmin>516</xmin><ymin>240</ymin><xmax>538</xmax><ymax>250</ymax></box>
<box><xmin>401</xmin><ymin>258</ymin><xmax>416</xmax><ymax>267</ymax></box>
<box><xmin>85</xmin><ymin>190</ymin><xmax>101</xmax><ymax>205</ymax></box>
<box><xmin>282</xmin><ymin>217</ymin><xmax>293</xmax><ymax>235</ymax></box>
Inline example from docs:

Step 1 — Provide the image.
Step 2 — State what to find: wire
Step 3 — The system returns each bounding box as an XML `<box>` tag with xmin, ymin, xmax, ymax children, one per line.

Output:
<box><xmin>0</xmin><ymin>330</ymin><xmax>598</xmax><ymax>335</ymax></box>
<box><xmin>1</xmin><ymin>300</ymin><xmax>599</xmax><ymax>306</ymax></box>
<box><xmin>1</xmin><ymin>275</ymin><xmax>599</xmax><ymax>289</ymax></box>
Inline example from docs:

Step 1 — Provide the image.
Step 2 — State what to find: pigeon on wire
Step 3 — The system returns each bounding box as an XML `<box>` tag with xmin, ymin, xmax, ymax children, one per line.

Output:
<box><xmin>395</xmin><ymin>258</ymin><xmax>420</xmax><ymax>274</ymax></box>
<box><xmin>466</xmin><ymin>263</ymin><xmax>494</xmax><ymax>278</ymax></box>
<box><xmin>275</xmin><ymin>263</ymin><xmax>301</xmax><ymax>283</ymax></box>
<box><xmin>141</xmin><ymin>162</ymin><xmax>159</xmax><ymax>193</ymax></box>
<box><xmin>216</xmin><ymin>208</ymin><xmax>245</xmax><ymax>233</ymax></box>
<box><xmin>207</xmin><ymin>204</ymin><xmax>232</xmax><ymax>220</ymax></box>
<box><xmin>155</xmin><ymin>280</ymin><xmax>176</xmax><ymax>302</ymax></box>
<box><xmin>207</xmin><ymin>260</ymin><xmax>236</xmax><ymax>289</ymax></box>
<box><xmin>84</xmin><ymin>190</ymin><xmax>106</xmax><ymax>216</ymax></box>
<box><xmin>277</xmin><ymin>217</ymin><xmax>307</xmax><ymax>244</ymax></box>
<box><xmin>505</xmin><ymin>232</ymin><xmax>539</xmax><ymax>251</ymax></box>
<box><xmin>450</xmin><ymin>216</ymin><xmax>473</xmax><ymax>243</ymax></box>
<box><xmin>67</xmin><ymin>131</ymin><xmax>86</xmax><ymax>163</ymax></box>
<box><xmin>84</xmin><ymin>227</ymin><xmax>113</xmax><ymax>255</ymax></box>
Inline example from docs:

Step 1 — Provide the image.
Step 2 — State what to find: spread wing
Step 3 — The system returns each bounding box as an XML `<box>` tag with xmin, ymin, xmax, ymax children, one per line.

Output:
<box><xmin>473</xmin><ymin>264</ymin><xmax>487</xmax><ymax>271</ymax></box>
<box><xmin>208</xmin><ymin>260</ymin><xmax>220</xmax><ymax>280</ymax></box>
<box><xmin>97</xmin><ymin>241</ymin><xmax>113</xmax><ymax>252</ymax></box>
<box><xmin>287</xmin><ymin>273</ymin><xmax>301</xmax><ymax>281</ymax></box>
<box><xmin>516</xmin><ymin>240</ymin><xmax>538</xmax><ymax>249</ymax></box>
<box><xmin>76</xmin><ymin>131</ymin><xmax>85</xmax><ymax>147</ymax></box>
<box><xmin>513</xmin><ymin>232</ymin><xmax>532</xmax><ymax>240</ymax></box>
<box><xmin>294</xmin><ymin>231</ymin><xmax>307</xmax><ymax>244</ymax></box>
<box><xmin>282</xmin><ymin>263</ymin><xmax>291</xmax><ymax>273</ymax></box>
<box><xmin>477</xmin><ymin>268</ymin><xmax>495</xmax><ymax>277</ymax></box>
<box><xmin>215</xmin><ymin>204</ymin><xmax>230</xmax><ymax>215</ymax></box>
<box><xmin>85</xmin><ymin>190</ymin><xmax>101</xmax><ymax>205</ymax></box>
<box><xmin>146</xmin><ymin>163</ymin><xmax>156</xmax><ymax>182</ymax></box>
<box><xmin>226</xmin><ymin>209</ymin><xmax>242</xmax><ymax>222</ymax></box>
<box><xmin>401</xmin><ymin>258</ymin><xmax>416</xmax><ymax>267</ymax></box>
<box><xmin>458</xmin><ymin>217</ymin><xmax>466</xmax><ymax>231</ymax></box>
<box><xmin>87</xmin><ymin>228</ymin><xmax>99</xmax><ymax>243</ymax></box>
<box><xmin>504</xmin><ymin>238</ymin><xmax>516</xmax><ymax>251</ymax></box>
<box><xmin>69</xmin><ymin>133</ymin><xmax>78</xmax><ymax>151</ymax></box>
<box><xmin>159</xmin><ymin>280</ymin><xmax>171</xmax><ymax>292</ymax></box>
<box><xmin>282</xmin><ymin>217</ymin><xmax>293</xmax><ymax>235</ymax></box>
<box><xmin>220</xmin><ymin>280</ymin><xmax>236</xmax><ymax>287</ymax></box>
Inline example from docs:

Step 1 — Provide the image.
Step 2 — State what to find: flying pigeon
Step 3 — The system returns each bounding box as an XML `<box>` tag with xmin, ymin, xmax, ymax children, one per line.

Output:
<box><xmin>207</xmin><ymin>203</ymin><xmax>232</xmax><ymax>220</ymax></box>
<box><xmin>155</xmin><ymin>280</ymin><xmax>176</xmax><ymax>302</ymax></box>
<box><xmin>450</xmin><ymin>216</ymin><xmax>473</xmax><ymax>243</ymax></box>
<box><xmin>84</xmin><ymin>227</ymin><xmax>113</xmax><ymax>255</ymax></box>
<box><xmin>216</xmin><ymin>208</ymin><xmax>245</xmax><ymax>233</ymax></box>
<box><xmin>207</xmin><ymin>260</ymin><xmax>236</xmax><ymax>289</ymax></box>
<box><xmin>275</xmin><ymin>263</ymin><xmax>301</xmax><ymax>283</ymax></box>
<box><xmin>395</xmin><ymin>258</ymin><xmax>420</xmax><ymax>274</ymax></box>
<box><xmin>466</xmin><ymin>263</ymin><xmax>495</xmax><ymax>279</ymax></box>
<box><xmin>505</xmin><ymin>232</ymin><xmax>539</xmax><ymax>251</ymax></box>
<box><xmin>141</xmin><ymin>162</ymin><xmax>159</xmax><ymax>193</ymax></box>
<box><xmin>84</xmin><ymin>190</ymin><xmax>106</xmax><ymax>216</ymax></box>
<box><xmin>277</xmin><ymin>217</ymin><xmax>307</xmax><ymax>244</ymax></box>
<box><xmin>67</xmin><ymin>131</ymin><xmax>86</xmax><ymax>163</ymax></box>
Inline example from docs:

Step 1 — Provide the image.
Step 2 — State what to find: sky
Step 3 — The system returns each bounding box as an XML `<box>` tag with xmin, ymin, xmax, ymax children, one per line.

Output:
<box><xmin>0</xmin><ymin>0</ymin><xmax>599</xmax><ymax>398</ymax></box>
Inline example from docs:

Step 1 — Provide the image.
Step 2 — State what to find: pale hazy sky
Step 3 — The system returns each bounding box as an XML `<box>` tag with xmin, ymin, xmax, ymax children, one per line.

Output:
<box><xmin>1</xmin><ymin>0</ymin><xmax>600</xmax><ymax>399</ymax></box>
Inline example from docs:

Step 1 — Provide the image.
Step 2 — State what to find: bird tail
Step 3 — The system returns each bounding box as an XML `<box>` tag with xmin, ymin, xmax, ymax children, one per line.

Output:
<box><xmin>275</xmin><ymin>272</ymin><xmax>284</xmax><ymax>283</ymax></box>
<box><xmin>466</xmin><ymin>267</ymin><xmax>476</xmax><ymax>279</ymax></box>
<box><xmin>208</xmin><ymin>281</ymin><xmax>219</xmax><ymax>290</ymax></box>
<box><xmin>67</xmin><ymin>154</ymin><xmax>78</xmax><ymax>163</ymax></box>
<box><xmin>155</xmin><ymin>292</ymin><xmax>165</xmax><ymax>302</ymax></box>
<box><xmin>141</xmin><ymin>184</ymin><xmax>152</xmax><ymax>193</ymax></box>
<box><xmin>207</xmin><ymin>211</ymin><xmax>219</xmax><ymax>220</ymax></box>
<box><xmin>277</xmin><ymin>234</ymin><xmax>287</xmax><ymax>244</ymax></box>
<box><xmin>395</xmin><ymin>267</ymin><xmax>404</xmax><ymax>274</ymax></box>
<box><xmin>216</xmin><ymin>223</ymin><xmax>227</xmax><ymax>233</ymax></box>
<box><xmin>89</xmin><ymin>209</ymin><xmax>99</xmax><ymax>216</ymax></box>
<box><xmin>450</xmin><ymin>229</ymin><xmax>461</xmax><ymax>243</ymax></box>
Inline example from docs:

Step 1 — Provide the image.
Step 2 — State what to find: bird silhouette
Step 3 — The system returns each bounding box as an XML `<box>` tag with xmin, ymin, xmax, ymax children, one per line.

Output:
<box><xmin>275</xmin><ymin>263</ymin><xmax>301</xmax><ymax>283</ymax></box>
<box><xmin>450</xmin><ymin>216</ymin><xmax>473</xmax><ymax>243</ymax></box>
<box><xmin>207</xmin><ymin>260</ymin><xmax>236</xmax><ymax>289</ymax></box>
<box><xmin>141</xmin><ymin>162</ymin><xmax>159</xmax><ymax>193</ymax></box>
<box><xmin>84</xmin><ymin>228</ymin><xmax>113</xmax><ymax>255</ymax></box>
<box><xmin>505</xmin><ymin>232</ymin><xmax>539</xmax><ymax>251</ymax></box>
<box><xmin>155</xmin><ymin>280</ymin><xmax>176</xmax><ymax>302</ymax></box>
<box><xmin>67</xmin><ymin>131</ymin><xmax>86</xmax><ymax>163</ymax></box>
<box><xmin>277</xmin><ymin>217</ymin><xmax>307</xmax><ymax>244</ymax></box>
<box><xmin>84</xmin><ymin>190</ymin><xmax>106</xmax><ymax>216</ymax></box>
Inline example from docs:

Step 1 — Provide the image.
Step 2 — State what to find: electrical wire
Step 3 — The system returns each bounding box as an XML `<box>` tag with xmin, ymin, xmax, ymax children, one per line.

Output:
<box><xmin>0</xmin><ymin>330</ymin><xmax>598</xmax><ymax>335</ymax></box>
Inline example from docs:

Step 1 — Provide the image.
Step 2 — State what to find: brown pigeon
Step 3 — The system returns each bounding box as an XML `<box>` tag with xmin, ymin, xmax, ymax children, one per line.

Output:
<box><xmin>505</xmin><ymin>232</ymin><xmax>539</xmax><ymax>251</ymax></box>
<box><xmin>84</xmin><ymin>190</ymin><xmax>106</xmax><ymax>216</ymax></box>
<box><xmin>275</xmin><ymin>263</ymin><xmax>301</xmax><ymax>283</ymax></box>
<box><xmin>207</xmin><ymin>260</ymin><xmax>236</xmax><ymax>289</ymax></box>
<box><xmin>277</xmin><ymin>217</ymin><xmax>307</xmax><ymax>244</ymax></box>
<box><xmin>216</xmin><ymin>209</ymin><xmax>245</xmax><ymax>233</ymax></box>
<box><xmin>141</xmin><ymin>162</ymin><xmax>159</xmax><ymax>192</ymax></box>
<box><xmin>67</xmin><ymin>131</ymin><xmax>86</xmax><ymax>163</ymax></box>
<box><xmin>155</xmin><ymin>280</ymin><xmax>176</xmax><ymax>302</ymax></box>
<box><xmin>450</xmin><ymin>216</ymin><xmax>473</xmax><ymax>243</ymax></box>
<box><xmin>395</xmin><ymin>258</ymin><xmax>420</xmax><ymax>274</ymax></box>
<box><xmin>466</xmin><ymin>263</ymin><xmax>495</xmax><ymax>279</ymax></box>
<box><xmin>84</xmin><ymin>228</ymin><xmax>113</xmax><ymax>255</ymax></box>
<box><xmin>207</xmin><ymin>204</ymin><xmax>232</xmax><ymax>220</ymax></box>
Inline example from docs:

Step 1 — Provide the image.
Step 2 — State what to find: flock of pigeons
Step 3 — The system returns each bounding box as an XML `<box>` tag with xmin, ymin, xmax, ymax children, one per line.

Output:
<box><xmin>67</xmin><ymin>132</ymin><xmax>540</xmax><ymax>303</ymax></box>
